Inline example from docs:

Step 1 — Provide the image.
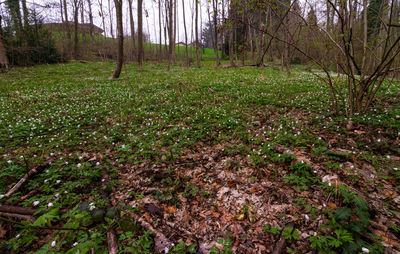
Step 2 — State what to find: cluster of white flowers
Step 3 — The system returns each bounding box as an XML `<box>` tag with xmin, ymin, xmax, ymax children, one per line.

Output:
<box><xmin>89</xmin><ymin>202</ymin><xmax>96</xmax><ymax>211</ymax></box>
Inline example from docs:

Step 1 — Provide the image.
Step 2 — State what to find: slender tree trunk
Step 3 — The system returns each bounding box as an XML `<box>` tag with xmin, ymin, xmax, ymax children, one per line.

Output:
<box><xmin>221</xmin><ymin>0</ymin><xmax>226</xmax><ymax>59</ymax></box>
<box><xmin>98</xmin><ymin>0</ymin><xmax>106</xmax><ymax>37</ymax></box>
<box><xmin>195</xmin><ymin>0</ymin><xmax>200</xmax><ymax>68</ymax></box>
<box><xmin>73</xmin><ymin>0</ymin><xmax>79</xmax><ymax>59</ymax></box>
<box><xmin>138</xmin><ymin>0</ymin><xmax>143</xmax><ymax>70</ymax></box>
<box><xmin>228</xmin><ymin>0</ymin><xmax>235</xmax><ymax>66</ymax></box>
<box><xmin>111</xmin><ymin>0</ymin><xmax>123</xmax><ymax>78</ymax></box>
<box><xmin>0</xmin><ymin>15</ymin><xmax>9</xmax><ymax>68</ymax></box>
<box><xmin>63</xmin><ymin>0</ymin><xmax>71</xmax><ymax>40</ymax></box>
<box><xmin>87</xmin><ymin>0</ymin><xmax>95</xmax><ymax>41</ymax></box>
<box><xmin>172</xmin><ymin>0</ymin><xmax>177</xmax><ymax>64</ymax></box>
<box><xmin>108</xmin><ymin>0</ymin><xmax>114</xmax><ymax>38</ymax></box>
<box><xmin>167</xmin><ymin>0</ymin><xmax>173</xmax><ymax>70</ymax></box>
<box><xmin>60</xmin><ymin>0</ymin><xmax>64</xmax><ymax>23</ymax></box>
<box><xmin>159</xmin><ymin>0</ymin><xmax>162</xmax><ymax>61</ymax></box>
<box><xmin>212</xmin><ymin>0</ymin><xmax>220</xmax><ymax>66</ymax></box>
<box><xmin>182</xmin><ymin>0</ymin><xmax>189</xmax><ymax>66</ymax></box>
<box><xmin>128</xmin><ymin>0</ymin><xmax>136</xmax><ymax>60</ymax></box>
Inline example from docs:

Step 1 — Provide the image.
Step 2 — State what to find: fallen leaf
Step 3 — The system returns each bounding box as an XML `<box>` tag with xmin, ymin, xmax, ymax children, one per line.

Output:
<box><xmin>236</xmin><ymin>214</ymin><xmax>245</xmax><ymax>221</ymax></box>
<box><xmin>327</xmin><ymin>202</ymin><xmax>337</xmax><ymax>209</ymax></box>
<box><xmin>0</xmin><ymin>224</ymin><xmax>6</xmax><ymax>238</ymax></box>
<box><xmin>167</xmin><ymin>206</ymin><xmax>176</xmax><ymax>214</ymax></box>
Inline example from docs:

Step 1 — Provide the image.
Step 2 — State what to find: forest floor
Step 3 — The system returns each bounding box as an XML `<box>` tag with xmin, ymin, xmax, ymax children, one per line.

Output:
<box><xmin>0</xmin><ymin>61</ymin><xmax>400</xmax><ymax>254</ymax></box>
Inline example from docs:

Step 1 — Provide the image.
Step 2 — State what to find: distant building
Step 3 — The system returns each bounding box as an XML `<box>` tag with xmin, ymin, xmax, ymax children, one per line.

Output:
<box><xmin>176</xmin><ymin>42</ymin><xmax>186</xmax><ymax>46</ymax></box>
<box><xmin>43</xmin><ymin>22</ymin><xmax>104</xmax><ymax>35</ymax></box>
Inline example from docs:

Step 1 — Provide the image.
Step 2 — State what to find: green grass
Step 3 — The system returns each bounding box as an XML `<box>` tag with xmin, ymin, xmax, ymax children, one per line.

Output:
<box><xmin>0</xmin><ymin>61</ymin><xmax>399</xmax><ymax>253</ymax></box>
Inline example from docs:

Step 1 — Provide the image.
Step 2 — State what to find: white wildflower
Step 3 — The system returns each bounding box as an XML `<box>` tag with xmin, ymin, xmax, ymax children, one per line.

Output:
<box><xmin>72</xmin><ymin>242</ymin><xmax>78</xmax><ymax>247</ymax></box>
<box><xmin>48</xmin><ymin>202</ymin><xmax>54</xmax><ymax>207</ymax></box>
<box><xmin>77</xmin><ymin>163</ymin><xmax>82</xmax><ymax>168</ymax></box>
<box><xmin>361</xmin><ymin>247</ymin><xmax>370</xmax><ymax>253</ymax></box>
<box><xmin>51</xmin><ymin>240</ymin><xmax>56</xmax><ymax>247</ymax></box>
<box><xmin>96</xmin><ymin>162</ymin><xmax>100</xmax><ymax>166</ymax></box>
<box><xmin>33</xmin><ymin>201</ymin><xmax>40</xmax><ymax>206</ymax></box>
<box><xmin>7</xmin><ymin>160</ymin><xmax>12</xmax><ymax>164</ymax></box>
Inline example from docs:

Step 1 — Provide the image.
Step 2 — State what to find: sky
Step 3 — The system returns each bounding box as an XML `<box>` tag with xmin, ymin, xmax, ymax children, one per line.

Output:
<box><xmin>15</xmin><ymin>0</ymin><xmax>217</xmax><ymax>43</ymax></box>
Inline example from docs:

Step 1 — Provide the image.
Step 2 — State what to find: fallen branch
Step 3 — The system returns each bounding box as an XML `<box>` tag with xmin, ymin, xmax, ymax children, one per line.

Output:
<box><xmin>0</xmin><ymin>205</ymin><xmax>36</xmax><ymax>215</ymax></box>
<box><xmin>272</xmin><ymin>221</ymin><xmax>295</xmax><ymax>254</ymax></box>
<box><xmin>132</xmin><ymin>213</ymin><xmax>173</xmax><ymax>253</ymax></box>
<box><xmin>0</xmin><ymin>212</ymin><xmax>34</xmax><ymax>223</ymax></box>
<box><xmin>5</xmin><ymin>160</ymin><xmax>53</xmax><ymax>198</ymax></box>
<box><xmin>107</xmin><ymin>229</ymin><xmax>118</xmax><ymax>254</ymax></box>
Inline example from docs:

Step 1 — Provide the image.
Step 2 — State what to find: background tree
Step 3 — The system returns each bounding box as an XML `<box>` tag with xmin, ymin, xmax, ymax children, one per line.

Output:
<box><xmin>111</xmin><ymin>0</ymin><xmax>123</xmax><ymax>78</ymax></box>
<box><xmin>138</xmin><ymin>0</ymin><xmax>143</xmax><ymax>70</ymax></box>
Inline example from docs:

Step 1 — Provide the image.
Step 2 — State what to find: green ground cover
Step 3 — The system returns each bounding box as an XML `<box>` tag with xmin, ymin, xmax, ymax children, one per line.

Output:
<box><xmin>0</xmin><ymin>61</ymin><xmax>399</xmax><ymax>253</ymax></box>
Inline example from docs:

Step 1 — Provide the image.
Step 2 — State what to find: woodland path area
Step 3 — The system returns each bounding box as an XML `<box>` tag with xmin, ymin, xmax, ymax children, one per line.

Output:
<box><xmin>0</xmin><ymin>61</ymin><xmax>400</xmax><ymax>253</ymax></box>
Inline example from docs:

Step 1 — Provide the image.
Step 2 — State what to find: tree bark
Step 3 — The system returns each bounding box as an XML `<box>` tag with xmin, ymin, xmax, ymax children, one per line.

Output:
<box><xmin>111</xmin><ymin>0</ymin><xmax>123</xmax><ymax>79</ymax></box>
<box><xmin>228</xmin><ymin>0</ymin><xmax>235</xmax><ymax>67</ymax></box>
<box><xmin>63</xmin><ymin>0</ymin><xmax>71</xmax><ymax>40</ymax></box>
<box><xmin>212</xmin><ymin>0</ymin><xmax>220</xmax><ymax>66</ymax></box>
<box><xmin>195</xmin><ymin>0</ymin><xmax>200</xmax><ymax>68</ymax></box>
<box><xmin>167</xmin><ymin>0</ymin><xmax>173</xmax><ymax>70</ymax></box>
<box><xmin>87</xmin><ymin>0</ymin><xmax>95</xmax><ymax>41</ymax></box>
<box><xmin>73</xmin><ymin>0</ymin><xmax>80</xmax><ymax>59</ymax></box>
<box><xmin>0</xmin><ymin>16</ymin><xmax>9</xmax><ymax>68</ymax></box>
<box><xmin>128</xmin><ymin>0</ymin><xmax>136</xmax><ymax>60</ymax></box>
<box><xmin>108</xmin><ymin>0</ymin><xmax>114</xmax><ymax>38</ymax></box>
<box><xmin>138</xmin><ymin>0</ymin><xmax>144</xmax><ymax>70</ymax></box>
<box><xmin>159</xmin><ymin>0</ymin><xmax>162</xmax><ymax>61</ymax></box>
<box><xmin>182</xmin><ymin>0</ymin><xmax>189</xmax><ymax>66</ymax></box>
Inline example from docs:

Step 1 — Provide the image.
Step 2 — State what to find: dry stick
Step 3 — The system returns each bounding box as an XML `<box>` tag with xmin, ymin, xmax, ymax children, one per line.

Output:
<box><xmin>0</xmin><ymin>212</ymin><xmax>34</xmax><ymax>223</ymax></box>
<box><xmin>271</xmin><ymin>221</ymin><xmax>295</xmax><ymax>254</ymax></box>
<box><xmin>4</xmin><ymin>160</ymin><xmax>53</xmax><ymax>198</ymax></box>
<box><xmin>107</xmin><ymin>229</ymin><xmax>118</xmax><ymax>254</ymax></box>
<box><xmin>0</xmin><ymin>205</ymin><xmax>36</xmax><ymax>215</ymax></box>
<box><xmin>131</xmin><ymin>213</ymin><xmax>173</xmax><ymax>253</ymax></box>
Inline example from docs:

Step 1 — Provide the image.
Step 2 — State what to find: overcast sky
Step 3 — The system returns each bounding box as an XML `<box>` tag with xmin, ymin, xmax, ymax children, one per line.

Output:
<box><xmin>15</xmin><ymin>0</ymin><xmax>216</xmax><ymax>43</ymax></box>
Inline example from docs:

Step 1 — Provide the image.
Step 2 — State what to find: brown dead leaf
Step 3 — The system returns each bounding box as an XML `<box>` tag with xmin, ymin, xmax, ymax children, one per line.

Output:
<box><xmin>327</xmin><ymin>202</ymin><xmax>337</xmax><ymax>209</ymax></box>
<box><xmin>373</xmin><ymin>230</ymin><xmax>400</xmax><ymax>248</ymax></box>
<box><xmin>143</xmin><ymin>213</ymin><xmax>151</xmax><ymax>223</ymax></box>
<box><xmin>167</xmin><ymin>206</ymin><xmax>176</xmax><ymax>214</ymax></box>
<box><xmin>0</xmin><ymin>224</ymin><xmax>6</xmax><ymax>238</ymax></box>
<box><xmin>236</xmin><ymin>214</ymin><xmax>245</xmax><ymax>221</ymax></box>
<box><xmin>383</xmin><ymin>189</ymin><xmax>397</xmax><ymax>199</ymax></box>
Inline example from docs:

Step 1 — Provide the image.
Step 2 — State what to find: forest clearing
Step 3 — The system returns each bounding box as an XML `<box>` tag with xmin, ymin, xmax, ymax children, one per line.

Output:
<box><xmin>0</xmin><ymin>61</ymin><xmax>400</xmax><ymax>253</ymax></box>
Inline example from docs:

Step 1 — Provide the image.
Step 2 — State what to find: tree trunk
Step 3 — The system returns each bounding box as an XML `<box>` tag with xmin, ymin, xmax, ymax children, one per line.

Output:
<box><xmin>228</xmin><ymin>0</ymin><xmax>235</xmax><ymax>67</ymax></box>
<box><xmin>111</xmin><ymin>0</ymin><xmax>123</xmax><ymax>78</ymax></box>
<box><xmin>167</xmin><ymin>0</ymin><xmax>173</xmax><ymax>70</ymax></box>
<box><xmin>63</xmin><ymin>0</ymin><xmax>71</xmax><ymax>40</ymax></box>
<box><xmin>212</xmin><ymin>0</ymin><xmax>220</xmax><ymax>66</ymax></box>
<box><xmin>159</xmin><ymin>0</ymin><xmax>162</xmax><ymax>61</ymax></box>
<box><xmin>138</xmin><ymin>0</ymin><xmax>143</xmax><ymax>70</ymax></box>
<box><xmin>73</xmin><ymin>0</ymin><xmax>79</xmax><ymax>59</ymax></box>
<box><xmin>128</xmin><ymin>0</ymin><xmax>136</xmax><ymax>60</ymax></box>
<box><xmin>182</xmin><ymin>0</ymin><xmax>189</xmax><ymax>66</ymax></box>
<box><xmin>98</xmin><ymin>0</ymin><xmax>106</xmax><ymax>38</ymax></box>
<box><xmin>60</xmin><ymin>0</ymin><xmax>64</xmax><ymax>23</ymax></box>
<box><xmin>172</xmin><ymin>0</ymin><xmax>177</xmax><ymax>64</ymax></box>
<box><xmin>0</xmin><ymin>16</ymin><xmax>9</xmax><ymax>68</ymax></box>
<box><xmin>87</xmin><ymin>0</ymin><xmax>95</xmax><ymax>41</ymax></box>
<box><xmin>108</xmin><ymin>0</ymin><xmax>114</xmax><ymax>38</ymax></box>
<box><xmin>195</xmin><ymin>0</ymin><xmax>200</xmax><ymax>68</ymax></box>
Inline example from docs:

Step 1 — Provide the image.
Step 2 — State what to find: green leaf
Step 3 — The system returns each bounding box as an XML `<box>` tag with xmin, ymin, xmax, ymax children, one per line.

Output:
<box><xmin>33</xmin><ymin>208</ymin><xmax>59</xmax><ymax>226</ymax></box>
<box><xmin>334</xmin><ymin>208</ymin><xmax>352</xmax><ymax>221</ymax></box>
